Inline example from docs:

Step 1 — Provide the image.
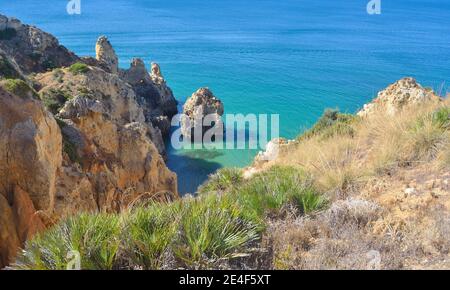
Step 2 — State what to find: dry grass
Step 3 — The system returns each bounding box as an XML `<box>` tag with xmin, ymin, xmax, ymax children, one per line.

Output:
<box><xmin>258</xmin><ymin>98</ymin><xmax>450</xmax><ymax>269</ymax></box>
<box><xmin>275</xmin><ymin>136</ymin><xmax>364</xmax><ymax>199</ymax></box>
<box><xmin>272</xmin><ymin>99</ymin><xmax>449</xmax><ymax>201</ymax></box>
<box><xmin>266</xmin><ymin>198</ymin><xmax>405</xmax><ymax>270</ymax></box>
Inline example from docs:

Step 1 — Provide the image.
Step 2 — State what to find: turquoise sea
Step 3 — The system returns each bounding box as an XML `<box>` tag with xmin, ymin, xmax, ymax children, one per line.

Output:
<box><xmin>2</xmin><ymin>0</ymin><xmax>449</xmax><ymax>193</ymax></box>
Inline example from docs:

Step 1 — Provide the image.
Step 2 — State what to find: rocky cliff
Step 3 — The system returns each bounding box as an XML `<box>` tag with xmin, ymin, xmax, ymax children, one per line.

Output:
<box><xmin>0</xmin><ymin>14</ymin><xmax>178</xmax><ymax>267</ymax></box>
<box><xmin>0</xmin><ymin>15</ymin><xmax>78</xmax><ymax>75</ymax></box>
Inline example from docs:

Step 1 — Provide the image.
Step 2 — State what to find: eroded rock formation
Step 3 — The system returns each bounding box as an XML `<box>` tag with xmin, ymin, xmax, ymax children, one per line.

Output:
<box><xmin>95</xmin><ymin>36</ymin><xmax>119</xmax><ymax>74</ymax></box>
<box><xmin>358</xmin><ymin>77</ymin><xmax>441</xmax><ymax>117</ymax></box>
<box><xmin>0</xmin><ymin>14</ymin><xmax>78</xmax><ymax>74</ymax></box>
<box><xmin>120</xmin><ymin>58</ymin><xmax>178</xmax><ymax>136</ymax></box>
<box><xmin>181</xmin><ymin>88</ymin><xmax>224</xmax><ymax>141</ymax></box>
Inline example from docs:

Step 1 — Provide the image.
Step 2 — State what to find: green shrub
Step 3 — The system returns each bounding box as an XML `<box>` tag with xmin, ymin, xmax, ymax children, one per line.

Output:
<box><xmin>233</xmin><ymin>166</ymin><xmax>324</xmax><ymax>220</ymax></box>
<box><xmin>407</xmin><ymin>109</ymin><xmax>450</xmax><ymax>161</ymax></box>
<box><xmin>40</xmin><ymin>88</ymin><xmax>73</xmax><ymax>114</ymax></box>
<box><xmin>292</xmin><ymin>187</ymin><xmax>327</xmax><ymax>214</ymax></box>
<box><xmin>14</xmin><ymin>213</ymin><xmax>122</xmax><ymax>270</ymax></box>
<box><xmin>298</xmin><ymin>109</ymin><xmax>358</xmax><ymax>140</ymax></box>
<box><xmin>173</xmin><ymin>195</ymin><xmax>259</xmax><ymax>266</ymax></box>
<box><xmin>1</xmin><ymin>79</ymin><xmax>37</xmax><ymax>99</ymax></box>
<box><xmin>68</xmin><ymin>62</ymin><xmax>90</xmax><ymax>75</ymax></box>
<box><xmin>432</xmin><ymin>107</ymin><xmax>450</xmax><ymax>130</ymax></box>
<box><xmin>123</xmin><ymin>203</ymin><xmax>179</xmax><ymax>269</ymax></box>
<box><xmin>42</xmin><ymin>59</ymin><xmax>56</xmax><ymax>71</ymax></box>
<box><xmin>63</xmin><ymin>139</ymin><xmax>82</xmax><ymax>165</ymax></box>
<box><xmin>0</xmin><ymin>28</ymin><xmax>17</xmax><ymax>40</ymax></box>
<box><xmin>198</xmin><ymin>168</ymin><xmax>243</xmax><ymax>194</ymax></box>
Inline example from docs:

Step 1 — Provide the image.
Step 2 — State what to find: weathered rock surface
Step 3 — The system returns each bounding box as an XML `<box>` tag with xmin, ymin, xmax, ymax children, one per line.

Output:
<box><xmin>0</xmin><ymin>87</ymin><xmax>62</xmax><ymax>211</ymax></box>
<box><xmin>34</xmin><ymin>65</ymin><xmax>177</xmax><ymax>215</ymax></box>
<box><xmin>37</xmin><ymin>66</ymin><xmax>144</xmax><ymax>124</ymax></box>
<box><xmin>95</xmin><ymin>36</ymin><xmax>119</xmax><ymax>74</ymax></box>
<box><xmin>0</xmin><ymin>16</ymin><xmax>180</xmax><ymax>267</ymax></box>
<box><xmin>0</xmin><ymin>87</ymin><xmax>55</xmax><ymax>268</ymax></box>
<box><xmin>12</xmin><ymin>186</ymin><xmax>46</xmax><ymax>245</ymax></box>
<box><xmin>150</xmin><ymin>62</ymin><xmax>178</xmax><ymax>116</ymax></box>
<box><xmin>0</xmin><ymin>14</ymin><xmax>78</xmax><ymax>74</ymax></box>
<box><xmin>0</xmin><ymin>49</ymin><xmax>25</xmax><ymax>80</ymax></box>
<box><xmin>0</xmin><ymin>185</ymin><xmax>46</xmax><ymax>269</ymax></box>
<box><xmin>181</xmin><ymin>88</ymin><xmax>224</xmax><ymax>141</ymax></box>
<box><xmin>0</xmin><ymin>194</ymin><xmax>20</xmax><ymax>269</ymax></box>
<box><xmin>120</xmin><ymin>58</ymin><xmax>178</xmax><ymax>136</ymax></box>
<box><xmin>358</xmin><ymin>77</ymin><xmax>441</xmax><ymax>117</ymax></box>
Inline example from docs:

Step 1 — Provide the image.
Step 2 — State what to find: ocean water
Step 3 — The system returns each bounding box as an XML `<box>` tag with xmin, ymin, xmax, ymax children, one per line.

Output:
<box><xmin>2</xmin><ymin>0</ymin><xmax>449</xmax><ymax>193</ymax></box>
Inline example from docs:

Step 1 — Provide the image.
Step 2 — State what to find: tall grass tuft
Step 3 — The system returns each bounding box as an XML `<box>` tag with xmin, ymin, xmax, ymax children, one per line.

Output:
<box><xmin>405</xmin><ymin>108</ymin><xmax>449</xmax><ymax>161</ymax></box>
<box><xmin>173</xmin><ymin>195</ymin><xmax>259</xmax><ymax>267</ymax></box>
<box><xmin>234</xmin><ymin>166</ymin><xmax>325</xmax><ymax>219</ymax></box>
<box><xmin>122</xmin><ymin>202</ymin><xmax>179</xmax><ymax>269</ymax></box>
<box><xmin>298</xmin><ymin>108</ymin><xmax>358</xmax><ymax>140</ymax></box>
<box><xmin>198</xmin><ymin>168</ymin><xmax>243</xmax><ymax>194</ymax></box>
<box><xmin>14</xmin><ymin>213</ymin><xmax>121</xmax><ymax>270</ymax></box>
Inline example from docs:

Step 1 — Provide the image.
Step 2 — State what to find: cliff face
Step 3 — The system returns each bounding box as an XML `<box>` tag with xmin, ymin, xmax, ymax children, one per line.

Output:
<box><xmin>120</xmin><ymin>58</ymin><xmax>178</xmax><ymax>137</ymax></box>
<box><xmin>0</xmin><ymin>87</ymin><xmax>58</xmax><ymax>268</ymax></box>
<box><xmin>0</xmin><ymin>15</ymin><xmax>78</xmax><ymax>75</ymax></box>
<box><xmin>0</xmin><ymin>15</ymin><xmax>178</xmax><ymax>267</ymax></box>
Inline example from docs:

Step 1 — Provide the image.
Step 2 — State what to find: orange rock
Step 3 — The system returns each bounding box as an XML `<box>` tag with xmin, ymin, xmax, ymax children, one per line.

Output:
<box><xmin>12</xmin><ymin>186</ymin><xmax>45</xmax><ymax>243</ymax></box>
<box><xmin>0</xmin><ymin>194</ymin><xmax>20</xmax><ymax>269</ymax></box>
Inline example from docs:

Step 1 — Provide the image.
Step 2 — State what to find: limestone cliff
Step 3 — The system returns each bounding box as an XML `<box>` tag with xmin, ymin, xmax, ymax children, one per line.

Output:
<box><xmin>0</xmin><ymin>15</ymin><xmax>179</xmax><ymax>267</ymax></box>
<box><xmin>0</xmin><ymin>87</ymin><xmax>57</xmax><ymax>268</ymax></box>
<box><xmin>0</xmin><ymin>15</ymin><xmax>78</xmax><ymax>74</ymax></box>
<box><xmin>120</xmin><ymin>58</ymin><xmax>178</xmax><ymax>136</ymax></box>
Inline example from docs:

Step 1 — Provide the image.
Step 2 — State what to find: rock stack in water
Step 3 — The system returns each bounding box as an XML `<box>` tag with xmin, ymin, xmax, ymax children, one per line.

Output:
<box><xmin>181</xmin><ymin>88</ymin><xmax>224</xmax><ymax>142</ymax></box>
